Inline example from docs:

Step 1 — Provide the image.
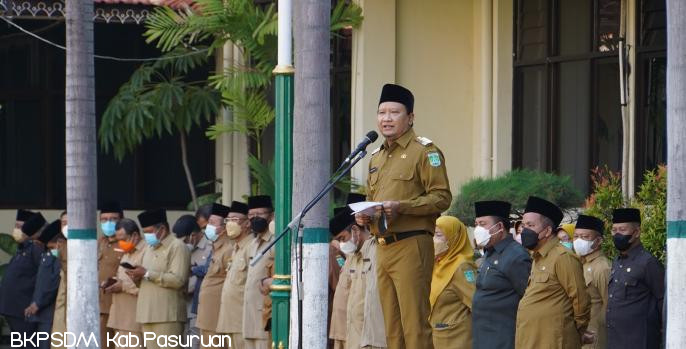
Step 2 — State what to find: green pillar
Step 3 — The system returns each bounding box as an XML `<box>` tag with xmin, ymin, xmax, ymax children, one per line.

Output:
<box><xmin>272</xmin><ymin>65</ymin><xmax>294</xmax><ymax>349</ymax></box>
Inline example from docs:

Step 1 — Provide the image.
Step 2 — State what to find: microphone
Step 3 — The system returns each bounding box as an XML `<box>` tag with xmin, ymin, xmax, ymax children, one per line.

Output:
<box><xmin>344</xmin><ymin>131</ymin><xmax>378</xmax><ymax>163</ymax></box>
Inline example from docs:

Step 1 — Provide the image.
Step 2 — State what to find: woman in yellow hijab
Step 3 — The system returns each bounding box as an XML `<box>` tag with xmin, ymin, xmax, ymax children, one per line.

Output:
<box><xmin>430</xmin><ymin>216</ymin><xmax>477</xmax><ymax>349</ymax></box>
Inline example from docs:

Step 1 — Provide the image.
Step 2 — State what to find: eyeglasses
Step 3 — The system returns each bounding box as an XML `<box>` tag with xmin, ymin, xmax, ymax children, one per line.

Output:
<box><xmin>223</xmin><ymin>217</ymin><xmax>245</xmax><ymax>224</ymax></box>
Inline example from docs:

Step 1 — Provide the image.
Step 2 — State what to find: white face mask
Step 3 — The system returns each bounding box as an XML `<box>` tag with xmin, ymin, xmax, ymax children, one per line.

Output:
<box><xmin>340</xmin><ymin>234</ymin><xmax>357</xmax><ymax>255</ymax></box>
<box><xmin>474</xmin><ymin>224</ymin><xmax>499</xmax><ymax>248</ymax></box>
<box><xmin>62</xmin><ymin>225</ymin><xmax>68</xmax><ymax>239</ymax></box>
<box><xmin>573</xmin><ymin>238</ymin><xmax>596</xmax><ymax>257</ymax></box>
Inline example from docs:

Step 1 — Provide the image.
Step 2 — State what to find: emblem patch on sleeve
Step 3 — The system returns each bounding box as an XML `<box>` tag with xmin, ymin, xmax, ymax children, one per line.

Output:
<box><xmin>464</xmin><ymin>270</ymin><xmax>476</xmax><ymax>283</ymax></box>
<box><xmin>428</xmin><ymin>152</ymin><xmax>441</xmax><ymax>167</ymax></box>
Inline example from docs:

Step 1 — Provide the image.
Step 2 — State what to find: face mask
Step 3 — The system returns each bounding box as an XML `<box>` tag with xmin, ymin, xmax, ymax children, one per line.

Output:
<box><xmin>185</xmin><ymin>243</ymin><xmax>194</xmax><ymax>252</ymax></box>
<box><xmin>520</xmin><ymin>228</ymin><xmax>540</xmax><ymax>250</ymax></box>
<box><xmin>613</xmin><ymin>234</ymin><xmax>633</xmax><ymax>251</ymax></box>
<box><xmin>561</xmin><ymin>241</ymin><xmax>574</xmax><ymax>250</ymax></box>
<box><xmin>101</xmin><ymin>221</ymin><xmax>116</xmax><ymax>237</ymax></box>
<box><xmin>50</xmin><ymin>249</ymin><xmax>60</xmax><ymax>258</ymax></box>
<box><xmin>118</xmin><ymin>239</ymin><xmax>136</xmax><ymax>253</ymax></box>
<box><xmin>573</xmin><ymin>238</ymin><xmax>595</xmax><ymax>256</ymax></box>
<box><xmin>226</xmin><ymin>221</ymin><xmax>242</xmax><ymax>239</ymax></box>
<box><xmin>12</xmin><ymin>228</ymin><xmax>25</xmax><ymax>242</ymax></box>
<box><xmin>144</xmin><ymin>232</ymin><xmax>160</xmax><ymax>247</ymax></box>
<box><xmin>62</xmin><ymin>225</ymin><xmax>68</xmax><ymax>239</ymax></box>
<box><xmin>474</xmin><ymin>224</ymin><xmax>499</xmax><ymax>248</ymax></box>
<box><xmin>340</xmin><ymin>235</ymin><xmax>357</xmax><ymax>255</ymax></box>
<box><xmin>251</xmin><ymin>217</ymin><xmax>269</xmax><ymax>234</ymax></box>
<box><xmin>205</xmin><ymin>224</ymin><xmax>219</xmax><ymax>242</ymax></box>
<box><xmin>514</xmin><ymin>233</ymin><xmax>522</xmax><ymax>245</ymax></box>
<box><xmin>433</xmin><ymin>238</ymin><xmax>449</xmax><ymax>256</ymax></box>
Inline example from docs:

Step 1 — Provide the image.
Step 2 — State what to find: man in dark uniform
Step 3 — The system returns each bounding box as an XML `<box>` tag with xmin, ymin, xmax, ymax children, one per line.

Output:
<box><xmin>0</xmin><ymin>211</ymin><xmax>45</xmax><ymax>347</ymax></box>
<box><xmin>355</xmin><ymin>83</ymin><xmax>452</xmax><ymax>349</ymax></box>
<box><xmin>606</xmin><ymin>208</ymin><xmax>664</xmax><ymax>349</ymax></box>
<box><xmin>24</xmin><ymin>219</ymin><xmax>63</xmax><ymax>349</ymax></box>
<box><xmin>471</xmin><ymin>201</ymin><xmax>531</xmax><ymax>349</ymax></box>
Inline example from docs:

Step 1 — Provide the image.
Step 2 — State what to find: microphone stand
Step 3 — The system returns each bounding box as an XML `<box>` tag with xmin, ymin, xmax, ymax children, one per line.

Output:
<box><xmin>251</xmin><ymin>149</ymin><xmax>368</xmax><ymax>349</ymax></box>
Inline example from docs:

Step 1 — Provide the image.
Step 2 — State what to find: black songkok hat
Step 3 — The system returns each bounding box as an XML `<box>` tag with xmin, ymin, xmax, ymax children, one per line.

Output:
<box><xmin>138</xmin><ymin>208</ymin><xmax>167</xmax><ymax>228</ymax></box>
<box><xmin>379</xmin><ymin>83</ymin><xmax>414</xmax><ymax>113</ymax></box>
<box><xmin>346</xmin><ymin>193</ymin><xmax>367</xmax><ymax>205</ymax></box>
<box><xmin>210</xmin><ymin>203</ymin><xmax>231</xmax><ymax>218</ymax></box>
<box><xmin>172</xmin><ymin>215</ymin><xmax>200</xmax><ymax>238</ymax></box>
<box><xmin>99</xmin><ymin>201</ymin><xmax>123</xmax><ymax>215</ymax></box>
<box><xmin>474</xmin><ymin>201</ymin><xmax>512</xmax><ymax>220</ymax></box>
<box><xmin>16</xmin><ymin>209</ymin><xmax>34</xmax><ymax>222</ymax></box>
<box><xmin>330</xmin><ymin>211</ymin><xmax>354</xmax><ymax>236</ymax></box>
<box><xmin>576</xmin><ymin>214</ymin><xmax>605</xmax><ymax>233</ymax></box>
<box><xmin>38</xmin><ymin>220</ymin><xmax>62</xmax><ymax>244</ymax></box>
<box><xmin>524</xmin><ymin>196</ymin><xmax>563</xmax><ymax>227</ymax></box>
<box><xmin>230</xmin><ymin>201</ymin><xmax>249</xmax><ymax>215</ymax></box>
<box><xmin>248</xmin><ymin>195</ymin><xmax>273</xmax><ymax>210</ymax></box>
<box><xmin>612</xmin><ymin>208</ymin><xmax>641</xmax><ymax>224</ymax></box>
<box><xmin>22</xmin><ymin>212</ymin><xmax>46</xmax><ymax>235</ymax></box>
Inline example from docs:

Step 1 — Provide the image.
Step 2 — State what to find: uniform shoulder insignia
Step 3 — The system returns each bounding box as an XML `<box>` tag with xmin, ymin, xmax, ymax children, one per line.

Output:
<box><xmin>371</xmin><ymin>147</ymin><xmax>381</xmax><ymax>155</ymax></box>
<box><xmin>416</xmin><ymin>136</ymin><xmax>433</xmax><ymax>146</ymax></box>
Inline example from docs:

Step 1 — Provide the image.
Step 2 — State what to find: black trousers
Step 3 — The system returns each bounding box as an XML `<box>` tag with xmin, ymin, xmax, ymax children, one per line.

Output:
<box><xmin>6</xmin><ymin>316</ymin><xmax>39</xmax><ymax>348</ymax></box>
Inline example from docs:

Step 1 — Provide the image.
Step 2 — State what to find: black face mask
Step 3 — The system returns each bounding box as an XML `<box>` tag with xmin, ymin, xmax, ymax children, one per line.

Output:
<box><xmin>251</xmin><ymin>217</ymin><xmax>269</xmax><ymax>234</ymax></box>
<box><xmin>613</xmin><ymin>234</ymin><xmax>633</xmax><ymax>251</ymax></box>
<box><xmin>520</xmin><ymin>228</ymin><xmax>540</xmax><ymax>250</ymax></box>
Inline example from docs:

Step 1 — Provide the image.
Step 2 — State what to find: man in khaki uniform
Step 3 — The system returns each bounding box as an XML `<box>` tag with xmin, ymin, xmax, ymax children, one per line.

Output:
<box><xmin>515</xmin><ymin>197</ymin><xmax>591</xmax><ymax>348</ymax></box>
<box><xmin>344</xmin><ymin>225</ymin><xmax>386</xmax><ymax>349</ymax></box>
<box><xmin>196</xmin><ymin>204</ymin><xmax>233</xmax><ymax>348</ymax></box>
<box><xmin>572</xmin><ymin>214</ymin><xmax>611</xmax><ymax>349</ymax></box>
<box><xmin>98</xmin><ymin>201</ymin><xmax>125</xmax><ymax>349</ymax></box>
<box><xmin>329</xmin><ymin>209</ymin><xmax>355</xmax><ymax>349</ymax></box>
<box><xmin>52</xmin><ymin>218</ymin><xmax>69</xmax><ymax>349</ymax></box>
<box><xmin>356</xmin><ymin>84</ymin><xmax>451</xmax><ymax>349</ymax></box>
<box><xmin>106</xmin><ymin>218</ymin><xmax>146</xmax><ymax>349</ymax></box>
<box><xmin>128</xmin><ymin>209</ymin><xmax>190</xmax><ymax>349</ymax></box>
<box><xmin>216</xmin><ymin>201</ymin><xmax>253</xmax><ymax>349</ymax></box>
<box><xmin>243</xmin><ymin>196</ymin><xmax>275</xmax><ymax>349</ymax></box>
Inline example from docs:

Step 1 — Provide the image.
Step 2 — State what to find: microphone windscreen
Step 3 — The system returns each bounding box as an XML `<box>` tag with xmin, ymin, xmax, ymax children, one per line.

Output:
<box><xmin>366</xmin><ymin>130</ymin><xmax>379</xmax><ymax>142</ymax></box>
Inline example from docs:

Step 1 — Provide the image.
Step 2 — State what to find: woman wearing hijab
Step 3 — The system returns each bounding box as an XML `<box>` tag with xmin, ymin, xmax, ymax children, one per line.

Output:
<box><xmin>430</xmin><ymin>216</ymin><xmax>478</xmax><ymax>349</ymax></box>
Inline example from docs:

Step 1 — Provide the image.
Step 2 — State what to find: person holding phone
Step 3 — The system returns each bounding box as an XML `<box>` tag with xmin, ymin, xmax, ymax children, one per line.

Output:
<box><xmin>106</xmin><ymin>218</ymin><xmax>146</xmax><ymax>348</ymax></box>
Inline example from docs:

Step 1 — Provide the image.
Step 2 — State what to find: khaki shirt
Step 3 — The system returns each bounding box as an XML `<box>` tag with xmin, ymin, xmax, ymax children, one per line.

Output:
<box><xmin>430</xmin><ymin>261</ymin><xmax>477</xmax><ymax>348</ymax></box>
<box><xmin>51</xmin><ymin>243</ymin><xmax>68</xmax><ymax>339</ymax></box>
<box><xmin>242</xmin><ymin>231</ymin><xmax>274</xmax><ymax>339</ymax></box>
<box><xmin>136</xmin><ymin>233</ymin><xmax>190</xmax><ymax>324</ymax></box>
<box><xmin>346</xmin><ymin>238</ymin><xmax>387</xmax><ymax>348</ymax></box>
<box><xmin>516</xmin><ymin>237</ymin><xmax>590</xmax><ymax>349</ymax></box>
<box><xmin>581</xmin><ymin>250</ymin><xmax>611</xmax><ymax>349</ymax></box>
<box><xmin>329</xmin><ymin>258</ymin><xmax>351</xmax><ymax>342</ymax></box>
<box><xmin>196</xmin><ymin>234</ymin><xmax>233</xmax><ymax>331</ymax></box>
<box><xmin>367</xmin><ymin>129</ymin><xmax>452</xmax><ymax>236</ymax></box>
<box><xmin>98</xmin><ymin>237</ymin><xmax>124</xmax><ymax>315</ymax></box>
<box><xmin>108</xmin><ymin>240</ymin><xmax>147</xmax><ymax>332</ymax></box>
<box><xmin>216</xmin><ymin>235</ymin><xmax>254</xmax><ymax>333</ymax></box>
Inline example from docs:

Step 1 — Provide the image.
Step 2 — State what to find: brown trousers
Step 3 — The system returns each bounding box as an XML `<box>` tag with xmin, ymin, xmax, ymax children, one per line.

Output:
<box><xmin>100</xmin><ymin>314</ymin><xmax>115</xmax><ymax>349</ymax></box>
<box><xmin>376</xmin><ymin>234</ymin><xmax>434</xmax><ymax>349</ymax></box>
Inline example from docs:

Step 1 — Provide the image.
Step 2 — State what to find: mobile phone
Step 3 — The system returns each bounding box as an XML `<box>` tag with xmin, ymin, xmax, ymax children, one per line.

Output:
<box><xmin>101</xmin><ymin>277</ymin><xmax>117</xmax><ymax>289</ymax></box>
<box><xmin>120</xmin><ymin>262</ymin><xmax>135</xmax><ymax>270</ymax></box>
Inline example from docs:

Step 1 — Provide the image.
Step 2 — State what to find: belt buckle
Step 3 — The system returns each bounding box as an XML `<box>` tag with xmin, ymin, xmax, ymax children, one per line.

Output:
<box><xmin>378</xmin><ymin>237</ymin><xmax>386</xmax><ymax>246</ymax></box>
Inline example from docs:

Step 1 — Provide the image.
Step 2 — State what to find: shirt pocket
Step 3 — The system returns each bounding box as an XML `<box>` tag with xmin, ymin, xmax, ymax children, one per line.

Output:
<box><xmin>229</xmin><ymin>257</ymin><xmax>248</xmax><ymax>285</ymax></box>
<box><xmin>621</xmin><ymin>276</ymin><xmax>639</xmax><ymax>299</ymax></box>
<box><xmin>390</xmin><ymin>167</ymin><xmax>417</xmax><ymax>199</ymax></box>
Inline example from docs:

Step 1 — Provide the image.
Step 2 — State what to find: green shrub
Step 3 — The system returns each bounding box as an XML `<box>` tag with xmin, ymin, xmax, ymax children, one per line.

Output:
<box><xmin>583</xmin><ymin>165</ymin><xmax>666</xmax><ymax>264</ymax></box>
<box><xmin>447</xmin><ymin>169</ymin><xmax>584</xmax><ymax>224</ymax></box>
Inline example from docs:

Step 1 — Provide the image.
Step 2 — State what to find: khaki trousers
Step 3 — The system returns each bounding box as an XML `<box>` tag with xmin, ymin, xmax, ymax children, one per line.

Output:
<box><xmin>376</xmin><ymin>234</ymin><xmax>434</xmax><ymax>349</ymax></box>
<box><xmin>141</xmin><ymin>322</ymin><xmax>184</xmax><ymax>349</ymax></box>
<box><xmin>101</xmin><ymin>314</ymin><xmax>115</xmax><ymax>349</ymax></box>
<box><xmin>243</xmin><ymin>338</ymin><xmax>269</xmax><ymax>349</ymax></box>
<box><xmin>227</xmin><ymin>333</ymin><xmax>244</xmax><ymax>349</ymax></box>
<box><xmin>113</xmin><ymin>330</ymin><xmax>144</xmax><ymax>349</ymax></box>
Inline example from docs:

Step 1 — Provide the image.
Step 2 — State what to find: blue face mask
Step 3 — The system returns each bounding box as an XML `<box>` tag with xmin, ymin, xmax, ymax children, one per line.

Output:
<box><xmin>204</xmin><ymin>224</ymin><xmax>219</xmax><ymax>242</ymax></box>
<box><xmin>50</xmin><ymin>249</ymin><xmax>60</xmax><ymax>258</ymax></box>
<box><xmin>144</xmin><ymin>232</ymin><xmax>160</xmax><ymax>247</ymax></box>
<box><xmin>101</xmin><ymin>221</ymin><xmax>117</xmax><ymax>237</ymax></box>
<box><xmin>561</xmin><ymin>241</ymin><xmax>574</xmax><ymax>250</ymax></box>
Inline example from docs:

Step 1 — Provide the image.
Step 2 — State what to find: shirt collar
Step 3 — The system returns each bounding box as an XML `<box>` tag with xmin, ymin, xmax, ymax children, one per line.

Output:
<box><xmin>583</xmin><ymin>249</ymin><xmax>602</xmax><ymax>263</ymax></box>
<box><xmin>213</xmin><ymin>233</ymin><xmax>229</xmax><ymax>249</ymax></box>
<box><xmin>493</xmin><ymin>235</ymin><xmax>515</xmax><ymax>253</ymax></box>
<box><xmin>382</xmin><ymin>129</ymin><xmax>415</xmax><ymax>151</ymax></box>
<box><xmin>159</xmin><ymin>232</ymin><xmax>174</xmax><ymax>247</ymax></box>
<box><xmin>197</xmin><ymin>235</ymin><xmax>209</xmax><ymax>249</ymax></box>
<box><xmin>537</xmin><ymin>236</ymin><xmax>559</xmax><ymax>257</ymax></box>
<box><xmin>135</xmin><ymin>239</ymin><xmax>147</xmax><ymax>251</ymax></box>
<box><xmin>620</xmin><ymin>242</ymin><xmax>644</xmax><ymax>260</ymax></box>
